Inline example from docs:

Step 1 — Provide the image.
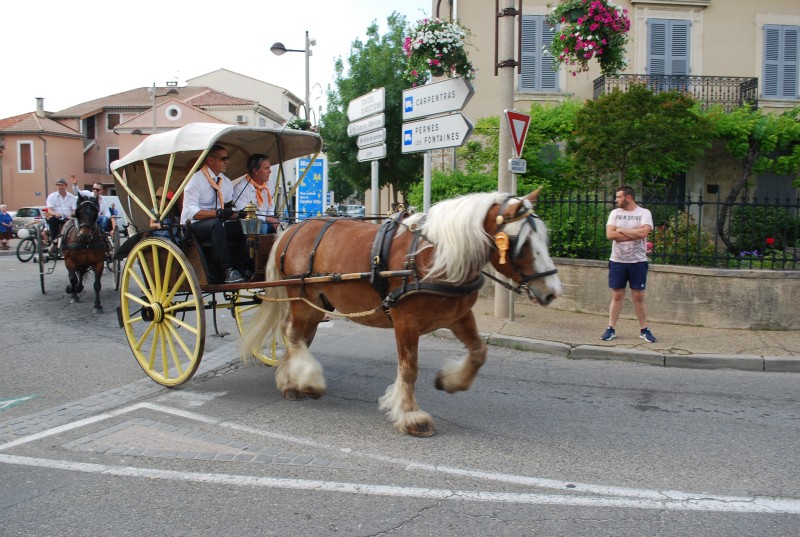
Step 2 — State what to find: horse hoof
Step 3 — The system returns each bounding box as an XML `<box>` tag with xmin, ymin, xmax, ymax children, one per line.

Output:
<box><xmin>65</xmin><ymin>285</ymin><xmax>72</xmax><ymax>294</ymax></box>
<box><xmin>93</xmin><ymin>307</ymin><xmax>103</xmax><ymax>314</ymax></box>
<box><xmin>408</xmin><ymin>424</ymin><xmax>436</xmax><ymax>437</ymax></box>
<box><xmin>434</xmin><ymin>375</ymin><xmax>445</xmax><ymax>391</ymax></box>
<box><xmin>283</xmin><ymin>389</ymin><xmax>305</xmax><ymax>400</ymax></box>
<box><xmin>70</xmin><ymin>297</ymin><xmax>79</xmax><ymax>304</ymax></box>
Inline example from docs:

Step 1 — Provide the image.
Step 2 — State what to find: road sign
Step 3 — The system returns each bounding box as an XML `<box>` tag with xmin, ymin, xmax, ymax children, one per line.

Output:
<box><xmin>347</xmin><ymin>87</ymin><xmax>385</xmax><ymax>122</ymax></box>
<box><xmin>402</xmin><ymin>77</ymin><xmax>475</xmax><ymax>121</ymax></box>
<box><xmin>357</xmin><ymin>128</ymin><xmax>386</xmax><ymax>149</ymax></box>
<box><xmin>357</xmin><ymin>143</ymin><xmax>386</xmax><ymax>162</ymax></box>
<box><xmin>347</xmin><ymin>113</ymin><xmax>385</xmax><ymax>137</ymax></box>
<box><xmin>505</xmin><ymin>110</ymin><xmax>531</xmax><ymax>158</ymax></box>
<box><xmin>508</xmin><ymin>158</ymin><xmax>527</xmax><ymax>174</ymax></box>
<box><xmin>401</xmin><ymin>113</ymin><xmax>473</xmax><ymax>154</ymax></box>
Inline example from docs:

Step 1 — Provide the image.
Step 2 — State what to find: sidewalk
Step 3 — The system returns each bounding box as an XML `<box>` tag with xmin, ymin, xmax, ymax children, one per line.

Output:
<box><xmin>450</xmin><ymin>297</ymin><xmax>800</xmax><ymax>374</ymax></box>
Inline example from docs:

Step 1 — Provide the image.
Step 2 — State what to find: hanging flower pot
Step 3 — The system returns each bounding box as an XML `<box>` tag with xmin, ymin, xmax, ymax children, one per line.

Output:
<box><xmin>546</xmin><ymin>0</ymin><xmax>631</xmax><ymax>76</ymax></box>
<box><xmin>403</xmin><ymin>17</ymin><xmax>476</xmax><ymax>87</ymax></box>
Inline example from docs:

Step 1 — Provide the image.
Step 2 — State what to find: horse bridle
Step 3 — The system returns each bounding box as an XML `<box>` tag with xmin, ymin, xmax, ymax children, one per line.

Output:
<box><xmin>76</xmin><ymin>199</ymin><xmax>99</xmax><ymax>240</ymax></box>
<box><xmin>482</xmin><ymin>196</ymin><xmax>558</xmax><ymax>295</ymax></box>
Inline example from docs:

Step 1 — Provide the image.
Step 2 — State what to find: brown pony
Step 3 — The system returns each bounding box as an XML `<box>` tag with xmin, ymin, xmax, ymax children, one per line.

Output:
<box><xmin>61</xmin><ymin>194</ymin><xmax>107</xmax><ymax>313</ymax></box>
<box><xmin>242</xmin><ymin>190</ymin><xmax>562</xmax><ymax>436</ymax></box>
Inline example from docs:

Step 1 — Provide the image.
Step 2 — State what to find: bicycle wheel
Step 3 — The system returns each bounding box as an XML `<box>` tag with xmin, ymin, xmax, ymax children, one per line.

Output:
<box><xmin>35</xmin><ymin>225</ymin><xmax>46</xmax><ymax>294</ymax></box>
<box><xmin>16</xmin><ymin>237</ymin><xmax>35</xmax><ymax>263</ymax></box>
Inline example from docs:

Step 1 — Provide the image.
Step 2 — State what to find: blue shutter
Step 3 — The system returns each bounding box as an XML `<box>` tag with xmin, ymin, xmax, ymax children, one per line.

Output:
<box><xmin>521</xmin><ymin>15</ymin><xmax>558</xmax><ymax>92</ymax></box>
<box><xmin>648</xmin><ymin>19</ymin><xmax>690</xmax><ymax>76</ymax></box>
<box><xmin>763</xmin><ymin>25</ymin><xmax>799</xmax><ymax>99</ymax></box>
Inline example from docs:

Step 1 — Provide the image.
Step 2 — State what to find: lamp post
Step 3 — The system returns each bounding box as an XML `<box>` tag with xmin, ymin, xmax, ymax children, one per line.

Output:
<box><xmin>270</xmin><ymin>31</ymin><xmax>316</xmax><ymax>126</ymax></box>
<box><xmin>148</xmin><ymin>82</ymin><xmax>179</xmax><ymax>134</ymax></box>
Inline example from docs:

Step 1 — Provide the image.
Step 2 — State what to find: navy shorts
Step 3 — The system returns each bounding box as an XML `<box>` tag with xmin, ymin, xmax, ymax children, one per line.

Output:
<box><xmin>608</xmin><ymin>261</ymin><xmax>648</xmax><ymax>290</ymax></box>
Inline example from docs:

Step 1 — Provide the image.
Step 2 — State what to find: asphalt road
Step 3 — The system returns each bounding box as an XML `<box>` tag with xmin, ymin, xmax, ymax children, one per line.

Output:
<box><xmin>1</xmin><ymin>257</ymin><xmax>799</xmax><ymax>536</ymax></box>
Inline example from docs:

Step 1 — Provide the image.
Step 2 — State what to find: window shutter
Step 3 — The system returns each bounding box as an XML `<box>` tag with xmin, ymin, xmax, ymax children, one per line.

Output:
<box><xmin>648</xmin><ymin>19</ymin><xmax>690</xmax><ymax>76</ymax></box>
<box><xmin>521</xmin><ymin>15</ymin><xmax>558</xmax><ymax>92</ymax></box>
<box><xmin>764</xmin><ymin>25</ymin><xmax>800</xmax><ymax>99</ymax></box>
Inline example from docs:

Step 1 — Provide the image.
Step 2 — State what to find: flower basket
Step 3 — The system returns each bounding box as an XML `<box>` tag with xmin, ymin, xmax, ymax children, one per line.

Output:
<box><xmin>403</xmin><ymin>17</ymin><xmax>476</xmax><ymax>87</ymax></box>
<box><xmin>546</xmin><ymin>0</ymin><xmax>631</xmax><ymax>76</ymax></box>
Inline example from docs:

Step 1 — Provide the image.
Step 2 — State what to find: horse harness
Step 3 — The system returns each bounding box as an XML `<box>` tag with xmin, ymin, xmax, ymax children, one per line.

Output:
<box><xmin>482</xmin><ymin>196</ymin><xmax>558</xmax><ymax>296</ymax></box>
<box><xmin>277</xmin><ymin>214</ymin><xmax>484</xmax><ymax>315</ymax></box>
<box><xmin>61</xmin><ymin>200</ymin><xmax>108</xmax><ymax>251</ymax></box>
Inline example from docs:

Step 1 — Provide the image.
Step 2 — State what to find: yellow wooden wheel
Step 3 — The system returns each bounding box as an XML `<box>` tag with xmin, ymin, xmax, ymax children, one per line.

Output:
<box><xmin>119</xmin><ymin>238</ymin><xmax>205</xmax><ymax>386</ymax></box>
<box><xmin>231</xmin><ymin>289</ymin><xmax>282</xmax><ymax>366</ymax></box>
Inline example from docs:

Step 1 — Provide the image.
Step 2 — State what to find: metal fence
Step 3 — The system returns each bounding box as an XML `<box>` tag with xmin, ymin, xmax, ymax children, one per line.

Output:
<box><xmin>536</xmin><ymin>190</ymin><xmax>800</xmax><ymax>270</ymax></box>
<box><xmin>593</xmin><ymin>74</ymin><xmax>759</xmax><ymax>112</ymax></box>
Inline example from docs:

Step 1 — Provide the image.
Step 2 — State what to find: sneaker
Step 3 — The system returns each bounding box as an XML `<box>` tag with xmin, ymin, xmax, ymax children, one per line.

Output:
<box><xmin>600</xmin><ymin>327</ymin><xmax>616</xmax><ymax>341</ymax></box>
<box><xmin>639</xmin><ymin>327</ymin><xmax>656</xmax><ymax>343</ymax></box>
<box><xmin>224</xmin><ymin>268</ymin><xmax>246</xmax><ymax>284</ymax></box>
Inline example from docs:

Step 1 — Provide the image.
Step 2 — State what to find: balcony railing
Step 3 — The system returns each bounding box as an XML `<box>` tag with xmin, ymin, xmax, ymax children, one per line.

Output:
<box><xmin>593</xmin><ymin>74</ymin><xmax>759</xmax><ymax>112</ymax></box>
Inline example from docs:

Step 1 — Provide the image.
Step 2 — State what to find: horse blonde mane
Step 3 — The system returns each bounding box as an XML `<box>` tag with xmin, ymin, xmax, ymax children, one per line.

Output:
<box><xmin>404</xmin><ymin>192</ymin><xmax>501</xmax><ymax>284</ymax></box>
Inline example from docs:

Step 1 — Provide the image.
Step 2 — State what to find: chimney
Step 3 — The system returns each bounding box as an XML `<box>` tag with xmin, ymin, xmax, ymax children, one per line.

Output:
<box><xmin>36</xmin><ymin>97</ymin><xmax>45</xmax><ymax>118</ymax></box>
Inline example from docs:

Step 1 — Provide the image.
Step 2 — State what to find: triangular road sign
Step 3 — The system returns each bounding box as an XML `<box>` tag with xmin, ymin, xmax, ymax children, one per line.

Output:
<box><xmin>505</xmin><ymin>110</ymin><xmax>531</xmax><ymax>158</ymax></box>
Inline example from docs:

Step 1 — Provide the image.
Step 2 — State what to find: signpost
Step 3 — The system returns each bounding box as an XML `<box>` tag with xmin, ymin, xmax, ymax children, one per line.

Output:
<box><xmin>402</xmin><ymin>77</ymin><xmax>474</xmax><ymax>121</ymax></box>
<box><xmin>347</xmin><ymin>88</ymin><xmax>387</xmax><ymax>214</ymax></box>
<box><xmin>401</xmin><ymin>113</ymin><xmax>473</xmax><ymax>154</ymax></box>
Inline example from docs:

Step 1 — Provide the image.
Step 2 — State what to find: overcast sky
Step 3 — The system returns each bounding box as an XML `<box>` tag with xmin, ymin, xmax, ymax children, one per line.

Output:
<box><xmin>2</xmin><ymin>0</ymin><xmax>433</xmax><ymax>119</ymax></box>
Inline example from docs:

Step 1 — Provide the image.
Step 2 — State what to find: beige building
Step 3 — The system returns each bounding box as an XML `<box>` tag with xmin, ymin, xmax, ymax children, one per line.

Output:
<box><xmin>428</xmin><ymin>0</ymin><xmax>799</xmax><ymax>200</ymax></box>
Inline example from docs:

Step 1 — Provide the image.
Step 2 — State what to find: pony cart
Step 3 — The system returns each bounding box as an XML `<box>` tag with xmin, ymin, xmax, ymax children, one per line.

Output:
<box><xmin>22</xmin><ymin>195</ymin><xmax>123</xmax><ymax>307</ymax></box>
<box><xmin>111</xmin><ymin>122</ymin><xmax>562</xmax><ymax>436</ymax></box>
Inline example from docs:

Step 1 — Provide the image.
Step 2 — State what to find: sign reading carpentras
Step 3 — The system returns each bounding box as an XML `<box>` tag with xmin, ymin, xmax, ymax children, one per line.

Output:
<box><xmin>402</xmin><ymin>77</ymin><xmax>474</xmax><ymax>121</ymax></box>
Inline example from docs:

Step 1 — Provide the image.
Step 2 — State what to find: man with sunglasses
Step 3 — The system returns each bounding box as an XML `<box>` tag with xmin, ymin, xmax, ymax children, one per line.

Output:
<box><xmin>69</xmin><ymin>174</ymin><xmax>112</xmax><ymax>233</ymax></box>
<box><xmin>179</xmin><ymin>144</ymin><xmax>247</xmax><ymax>284</ymax></box>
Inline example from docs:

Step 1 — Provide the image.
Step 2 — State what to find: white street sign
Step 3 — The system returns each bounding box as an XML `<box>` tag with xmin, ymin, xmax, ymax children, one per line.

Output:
<box><xmin>347</xmin><ymin>113</ymin><xmax>385</xmax><ymax>137</ymax></box>
<box><xmin>357</xmin><ymin>128</ymin><xmax>386</xmax><ymax>149</ymax></box>
<box><xmin>402</xmin><ymin>77</ymin><xmax>474</xmax><ymax>121</ymax></box>
<box><xmin>401</xmin><ymin>113</ymin><xmax>473</xmax><ymax>153</ymax></box>
<box><xmin>508</xmin><ymin>158</ymin><xmax>527</xmax><ymax>174</ymax></box>
<box><xmin>357</xmin><ymin>143</ymin><xmax>386</xmax><ymax>162</ymax></box>
<box><xmin>347</xmin><ymin>87</ymin><xmax>385</xmax><ymax>122</ymax></box>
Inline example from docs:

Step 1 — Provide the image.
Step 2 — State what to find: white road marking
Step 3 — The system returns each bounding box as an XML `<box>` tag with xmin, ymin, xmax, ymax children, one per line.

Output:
<box><xmin>2</xmin><ymin>402</ymin><xmax>799</xmax><ymax>514</ymax></box>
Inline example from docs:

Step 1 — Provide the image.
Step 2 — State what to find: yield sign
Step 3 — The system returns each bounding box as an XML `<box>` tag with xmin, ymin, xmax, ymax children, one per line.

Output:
<box><xmin>505</xmin><ymin>110</ymin><xmax>531</xmax><ymax>158</ymax></box>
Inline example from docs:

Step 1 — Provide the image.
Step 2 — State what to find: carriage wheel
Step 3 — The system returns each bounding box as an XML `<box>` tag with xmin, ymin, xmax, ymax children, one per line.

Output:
<box><xmin>119</xmin><ymin>238</ymin><xmax>205</xmax><ymax>387</ymax></box>
<box><xmin>35</xmin><ymin>225</ymin><xmax>46</xmax><ymax>294</ymax></box>
<box><xmin>231</xmin><ymin>289</ymin><xmax>282</xmax><ymax>366</ymax></box>
<box><xmin>16</xmin><ymin>237</ymin><xmax>35</xmax><ymax>263</ymax></box>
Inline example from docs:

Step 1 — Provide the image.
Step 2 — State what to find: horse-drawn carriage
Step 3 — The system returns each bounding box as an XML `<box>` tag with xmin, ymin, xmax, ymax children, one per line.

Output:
<box><xmin>110</xmin><ymin>122</ymin><xmax>562</xmax><ymax>436</ymax></box>
<box><xmin>20</xmin><ymin>195</ymin><xmax>123</xmax><ymax>307</ymax></box>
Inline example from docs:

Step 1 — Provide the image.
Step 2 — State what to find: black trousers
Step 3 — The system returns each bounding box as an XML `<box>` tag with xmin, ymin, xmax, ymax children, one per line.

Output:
<box><xmin>190</xmin><ymin>218</ymin><xmax>246</xmax><ymax>270</ymax></box>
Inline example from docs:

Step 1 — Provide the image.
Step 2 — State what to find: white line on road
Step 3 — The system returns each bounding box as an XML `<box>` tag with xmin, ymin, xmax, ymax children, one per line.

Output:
<box><xmin>2</xmin><ymin>402</ymin><xmax>799</xmax><ymax>514</ymax></box>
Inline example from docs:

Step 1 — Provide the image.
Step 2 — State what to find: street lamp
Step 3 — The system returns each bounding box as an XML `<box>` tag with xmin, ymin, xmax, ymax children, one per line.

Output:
<box><xmin>270</xmin><ymin>31</ymin><xmax>316</xmax><ymax>126</ymax></box>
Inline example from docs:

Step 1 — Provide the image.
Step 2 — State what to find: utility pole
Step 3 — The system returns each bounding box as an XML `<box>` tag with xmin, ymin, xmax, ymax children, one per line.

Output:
<box><xmin>494</xmin><ymin>0</ymin><xmax>520</xmax><ymax>317</ymax></box>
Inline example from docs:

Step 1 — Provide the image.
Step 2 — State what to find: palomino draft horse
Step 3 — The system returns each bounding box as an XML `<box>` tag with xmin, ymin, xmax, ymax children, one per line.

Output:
<box><xmin>61</xmin><ymin>194</ymin><xmax>107</xmax><ymax>313</ymax></box>
<box><xmin>242</xmin><ymin>190</ymin><xmax>562</xmax><ymax>436</ymax></box>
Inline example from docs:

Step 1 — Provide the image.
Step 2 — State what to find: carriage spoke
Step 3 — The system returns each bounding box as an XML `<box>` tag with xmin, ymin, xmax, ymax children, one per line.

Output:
<box><xmin>162</xmin><ymin>298</ymin><xmax>198</xmax><ymax>315</ymax></box>
<box><xmin>164</xmin><ymin>313</ymin><xmax>200</xmax><ymax>335</ymax></box>
<box><xmin>122</xmin><ymin>292</ymin><xmax>151</xmax><ymax>309</ymax></box>
<box><xmin>132</xmin><ymin>251</ymin><xmax>157</xmax><ymax>303</ymax></box>
<box><xmin>164</xmin><ymin>272</ymin><xmax>189</xmax><ymax>304</ymax></box>
<box><xmin>164</xmin><ymin>324</ymin><xmax>185</xmax><ymax>376</ymax></box>
<box><xmin>163</xmin><ymin>317</ymin><xmax>195</xmax><ymax>363</ymax></box>
<box><xmin>135</xmin><ymin>321</ymin><xmax>157</xmax><ymax>354</ymax></box>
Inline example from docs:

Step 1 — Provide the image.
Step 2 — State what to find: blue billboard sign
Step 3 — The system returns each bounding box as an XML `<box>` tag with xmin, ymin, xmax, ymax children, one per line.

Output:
<box><xmin>296</xmin><ymin>157</ymin><xmax>326</xmax><ymax>220</ymax></box>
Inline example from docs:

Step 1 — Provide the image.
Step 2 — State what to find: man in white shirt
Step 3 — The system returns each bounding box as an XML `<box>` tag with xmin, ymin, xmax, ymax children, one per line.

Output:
<box><xmin>179</xmin><ymin>144</ymin><xmax>246</xmax><ymax>284</ymax></box>
<box><xmin>601</xmin><ymin>185</ymin><xmax>656</xmax><ymax>343</ymax></box>
<box><xmin>69</xmin><ymin>174</ymin><xmax>112</xmax><ymax>233</ymax></box>
<box><xmin>232</xmin><ymin>153</ymin><xmax>279</xmax><ymax>234</ymax></box>
<box><xmin>45</xmin><ymin>178</ymin><xmax>77</xmax><ymax>240</ymax></box>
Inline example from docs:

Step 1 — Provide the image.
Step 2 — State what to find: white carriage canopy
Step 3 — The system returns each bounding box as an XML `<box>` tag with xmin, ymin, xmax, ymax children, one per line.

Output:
<box><xmin>110</xmin><ymin>123</ymin><xmax>323</xmax><ymax>231</ymax></box>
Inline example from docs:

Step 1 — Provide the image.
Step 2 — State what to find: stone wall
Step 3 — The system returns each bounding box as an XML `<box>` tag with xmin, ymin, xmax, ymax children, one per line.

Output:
<box><xmin>483</xmin><ymin>258</ymin><xmax>800</xmax><ymax>330</ymax></box>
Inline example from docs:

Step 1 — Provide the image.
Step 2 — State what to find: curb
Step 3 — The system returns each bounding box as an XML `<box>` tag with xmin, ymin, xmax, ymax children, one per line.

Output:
<box><xmin>431</xmin><ymin>330</ymin><xmax>800</xmax><ymax>374</ymax></box>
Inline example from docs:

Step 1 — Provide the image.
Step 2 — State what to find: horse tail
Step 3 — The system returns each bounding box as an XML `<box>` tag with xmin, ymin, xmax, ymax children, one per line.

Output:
<box><xmin>239</xmin><ymin>242</ymin><xmax>289</xmax><ymax>362</ymax></box>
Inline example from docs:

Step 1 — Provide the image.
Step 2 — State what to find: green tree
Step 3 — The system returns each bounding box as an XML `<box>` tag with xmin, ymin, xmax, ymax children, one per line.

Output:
<box><xmin>320</xmin><ymin>13</ymin><xmax>423</xmax><ymax>206</ymax></box>
<box><xmin>569</xmin><ymin>85</ymin><xmax>713</xmax><ymax>188</ymax></box>
<box><xmin>702</xmin><ymin>105</ymin><xmax>800</xmax><ymax>252</ymax></box>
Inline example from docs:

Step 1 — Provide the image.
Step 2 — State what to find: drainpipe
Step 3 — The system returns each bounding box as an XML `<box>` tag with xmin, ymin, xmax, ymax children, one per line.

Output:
<box><xmin>38</xmin><ymin>135</ymin><xmax>49</xmax><ymax>197</ymax></box>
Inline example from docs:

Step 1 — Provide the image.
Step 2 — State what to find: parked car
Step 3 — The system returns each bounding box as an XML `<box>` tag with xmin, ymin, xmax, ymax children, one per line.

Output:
<box><xmin>338</xmin><ymin>204</ymin><xmax>366</xmax><ymax>217</ymax></box>
<box><xmin>12</xmin><ymin>206</ymin><xmax>48</xmax><ymax>235</ymax></box>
